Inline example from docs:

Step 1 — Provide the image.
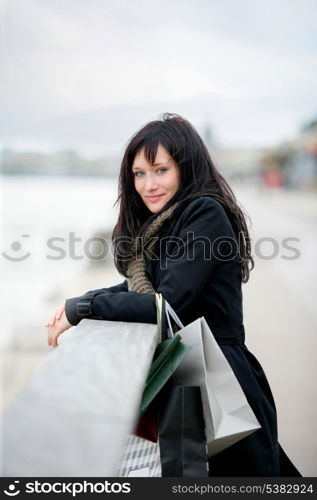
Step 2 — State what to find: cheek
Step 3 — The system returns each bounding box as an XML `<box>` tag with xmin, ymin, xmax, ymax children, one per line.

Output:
<box><xmin>134</xmin><ymin>178</ymin><xmax>141</xmax><ymax>194</ymax></box>
<box><xmin>163</xmin><ymin>173</ymin><xmax>178</xmax><ymax>192</ymax></box>
<box><xmin>172</xmin><ymin>171</ymin><xmax>180</xmax><ymax>192</ymax></box>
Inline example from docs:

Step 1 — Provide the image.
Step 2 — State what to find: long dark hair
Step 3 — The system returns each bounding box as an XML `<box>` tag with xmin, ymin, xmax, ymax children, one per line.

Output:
<box><xmin>112</xmin><ymin>113</ymin><xmax>254</xmax><ymax>282</ymax></box>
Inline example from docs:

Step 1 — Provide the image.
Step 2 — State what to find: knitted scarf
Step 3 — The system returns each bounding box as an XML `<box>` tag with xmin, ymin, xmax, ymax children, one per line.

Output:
<box><xmin>126</xmin><ymin>202</ymin><xmax>180</xmax><ymax>294</ymax></box>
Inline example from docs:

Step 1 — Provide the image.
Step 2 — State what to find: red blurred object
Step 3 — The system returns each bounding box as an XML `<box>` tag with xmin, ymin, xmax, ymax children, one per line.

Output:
<box><xmin>263</xmin><ymin>169</ymin><xmax>284</xmax><ymax>188</ymax></box>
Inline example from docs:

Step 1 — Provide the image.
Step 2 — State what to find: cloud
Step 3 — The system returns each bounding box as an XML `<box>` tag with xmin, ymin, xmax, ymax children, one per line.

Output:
<box><xmin>2</xmin><ymin>0</ymin><xmax>317</xmax><ymax>151</ymax></box>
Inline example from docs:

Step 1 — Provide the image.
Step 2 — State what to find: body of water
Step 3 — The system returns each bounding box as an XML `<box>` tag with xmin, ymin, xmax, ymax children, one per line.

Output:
<box><xmin>1</xmin><ymin>175</ymin><xmax>119</xmax><ymax>347</ymax></box>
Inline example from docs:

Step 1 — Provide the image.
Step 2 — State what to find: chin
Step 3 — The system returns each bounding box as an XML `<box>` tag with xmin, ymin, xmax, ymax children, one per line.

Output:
<box><xmin>148</xmin><ymin>207</ymin><xmax>160</xmax><ymax>214</ymax></box>
<box><xmin>147</xmin><ymin>202</ymin><xmax>165</xmax><ymax>213</ymax></box>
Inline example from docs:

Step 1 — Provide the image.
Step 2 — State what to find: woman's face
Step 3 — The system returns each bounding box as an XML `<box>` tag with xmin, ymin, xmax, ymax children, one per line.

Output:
<box><xmin>132</xmin><ymin>144</ymin><xmax>180</xmax><ymax>213</ymax></box>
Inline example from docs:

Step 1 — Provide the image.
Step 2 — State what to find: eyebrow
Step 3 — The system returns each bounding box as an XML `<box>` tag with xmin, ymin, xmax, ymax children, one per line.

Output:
<box><xmin>132</xmin><ymin>160</ymin><xmax>170</xmax><ymax>170</ymax></box>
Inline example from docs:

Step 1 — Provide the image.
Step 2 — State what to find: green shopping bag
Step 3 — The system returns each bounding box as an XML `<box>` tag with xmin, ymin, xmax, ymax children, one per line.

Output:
<box><xmin>139</xmin><ymin>294</ymin><xmax>191</xmax><ymax>415</ymax></box>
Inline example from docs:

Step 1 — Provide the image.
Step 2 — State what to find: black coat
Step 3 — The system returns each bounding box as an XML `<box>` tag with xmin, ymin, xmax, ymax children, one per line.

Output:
<box><xmin>65</xmin><ymin>196</ymin><xmax>301</xmax><ymax>477</ymax></box>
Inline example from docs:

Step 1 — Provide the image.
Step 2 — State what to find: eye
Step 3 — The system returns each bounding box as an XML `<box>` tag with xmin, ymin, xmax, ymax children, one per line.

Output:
<box><xmin>157</xmin><ymin>167</ymin><xmax>168</xmax><ymax>174</ymax></box>
<box><xmin>133</xmin><ymin>171</ymin><xmax>144</xmax><ymax>177</ymax></box>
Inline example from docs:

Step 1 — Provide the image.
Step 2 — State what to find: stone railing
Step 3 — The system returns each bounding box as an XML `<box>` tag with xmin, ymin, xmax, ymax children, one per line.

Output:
<box><xmin>1</xmin><ymin>319</ymin><xmax>158</xmax><ymax>476</ymax></box>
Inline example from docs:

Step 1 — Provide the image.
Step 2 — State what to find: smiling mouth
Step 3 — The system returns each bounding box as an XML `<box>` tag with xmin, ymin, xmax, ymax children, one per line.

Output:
<box><xmin>146</xmin><ymin>194</ymin><xmax>164</xmax><ymax>200</ymax></box>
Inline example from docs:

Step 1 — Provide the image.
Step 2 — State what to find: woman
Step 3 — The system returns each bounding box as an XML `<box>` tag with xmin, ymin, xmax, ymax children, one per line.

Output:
<box><xmin>46</xmin><ymin>113</ymin><xmax>300</xmax><ymax>477</ymax></box>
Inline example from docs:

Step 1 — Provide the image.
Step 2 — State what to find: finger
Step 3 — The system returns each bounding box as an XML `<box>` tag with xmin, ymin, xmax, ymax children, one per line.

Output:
<box><xmin>48</xmin><ymin>326</ymin><xmax>54</xmax><ymax>344</ymax></box>
<box><xmin>52</xmin><ymin>333</ymin><xmax>59</xmax><ymax>347</ymax></box>
<box><xmin>48</xmin><ymin>330</ymin><xmax>58</xmax><ymax>348</ymax></box>
<box><xmin>56</xmin><ymin>305</ymin><xmax>65</xmax><ymax>320</ymax></box>
<box><xmin>48</xmin><ymin>312</ymin><xmax>58</xmax><ymax>327</ymax></box>
<box><xmin>52</xmin><ymin>327</ymin><xmax>61</xmax><ymax>347</ymax></box>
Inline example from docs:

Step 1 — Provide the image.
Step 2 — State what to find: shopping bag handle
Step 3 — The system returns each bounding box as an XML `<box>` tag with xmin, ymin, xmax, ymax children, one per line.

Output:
<box><xmin>164</xmin><ymin>300</ymin><xmax>184</xmax><ymax>337</ymax></box>
<box><xmin>155</xmin><ymin>293</ymin><xmax>165</xmax><ymax>343</ymax></box>
<box><xmin>156</xmin><ymin>293</ymin><xmax>184</xmax><ymax>340</ymax></box>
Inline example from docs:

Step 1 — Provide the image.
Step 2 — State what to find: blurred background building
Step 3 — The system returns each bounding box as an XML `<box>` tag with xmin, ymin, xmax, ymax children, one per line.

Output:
<box><xmin>1</xmin><ymin>0</ymin><xmax>316</xmax><ymax>476</ymax></box>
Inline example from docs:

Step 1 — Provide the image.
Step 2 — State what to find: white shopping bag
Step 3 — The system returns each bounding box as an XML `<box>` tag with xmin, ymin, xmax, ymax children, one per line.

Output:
<box><xmin>165</xmin><ymin>303</ymin><xmax>261</xmax><ymax>457</ymax></box>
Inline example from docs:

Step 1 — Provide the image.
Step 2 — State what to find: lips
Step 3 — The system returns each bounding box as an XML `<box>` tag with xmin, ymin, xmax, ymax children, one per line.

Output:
<box><xmin>146</xmin><ymin>194</ymin><xmax>164</xmax><ymax>201</ymax></box>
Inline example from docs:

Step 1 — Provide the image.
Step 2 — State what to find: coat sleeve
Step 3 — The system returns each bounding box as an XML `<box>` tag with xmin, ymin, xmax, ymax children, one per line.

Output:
<box><xmin>83</xmin><ymin>279</ymin><xmax>128</xmax><ymax>296</ymax></box>
<box><xmin>65</xmin><ymin>280</ymin><xmax>129</xmax><ymax>325</ymax></box>
<box><xmin>65</xmin><ymin>197</ymin><xmax>236</xmax><ymax>325</ymax></box>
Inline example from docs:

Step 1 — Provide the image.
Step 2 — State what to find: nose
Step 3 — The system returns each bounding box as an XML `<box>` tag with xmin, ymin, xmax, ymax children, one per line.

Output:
<box><xmin>144</xmin><ymin>172</ymin><xmax>158</xmax><ymax>191</ymax></box>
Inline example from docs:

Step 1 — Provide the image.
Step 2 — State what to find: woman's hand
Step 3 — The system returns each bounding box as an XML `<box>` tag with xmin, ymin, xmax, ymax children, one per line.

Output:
<box><xmin>45</xmin><ymin>304</ymin><xmax>66</xmax><ymax>329</ymax></box>
<box><xmin>46</xmin><ymin>305</ymin><xmax>72</xmax><ymax>347</ymax></box>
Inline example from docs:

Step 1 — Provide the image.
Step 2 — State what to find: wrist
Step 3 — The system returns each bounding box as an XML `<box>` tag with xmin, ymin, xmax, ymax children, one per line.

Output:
<box><xmin>65</xmin><ymin>296</ymin><xmax>92</xmax><ymax>326</ymax></box>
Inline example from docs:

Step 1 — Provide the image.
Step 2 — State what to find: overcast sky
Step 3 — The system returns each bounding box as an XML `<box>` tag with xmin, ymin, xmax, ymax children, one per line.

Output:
<box><xmin>1</xmin><ymin>0</ymin><xmax>317</xmax><ymax>156</ymax></box>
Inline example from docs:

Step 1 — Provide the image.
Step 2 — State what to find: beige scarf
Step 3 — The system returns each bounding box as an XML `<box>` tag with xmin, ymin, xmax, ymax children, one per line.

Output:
<box><xmin>126</xmin><ymin>202</ymin><xmax>180</xmax><ymax>294</ymax></box>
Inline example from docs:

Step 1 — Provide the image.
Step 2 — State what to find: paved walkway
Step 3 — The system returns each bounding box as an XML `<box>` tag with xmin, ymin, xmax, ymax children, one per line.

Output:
<box><xmin>236</xmin><ymin>185</ymin><xmax>317</xmax><ymax>476</ymax></box>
